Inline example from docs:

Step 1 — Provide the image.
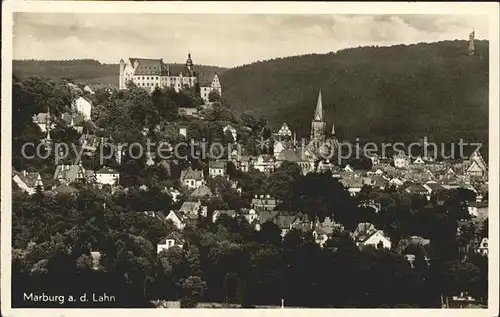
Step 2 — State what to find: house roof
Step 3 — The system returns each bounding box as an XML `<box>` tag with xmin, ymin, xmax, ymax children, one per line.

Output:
<box><xmin>190</xmin><ymin>185</ymin><xmax>213</xmax><ymax>198</ymax></box>
<box><xmin>425</xmin><ymin>181</ymin><xmax>444</xmax><ymax>191</ymax></box>
<box><xmin>159</xmin><ymin>232</ymin><xmax>184</xmax><ymax>244</ymax></box>
<box><xmin>352</xmin><ymin>222</ymin><xmax>376</xmax><ymax>242</ymax></box>
<box><xmin>257</xmin><ymin>210</ymin><xmax>280</xmax><ymax>224</ymax></box>
<box><xmin>13</xmin><ymin>171</ymin><xmax>41</xmax><ymax>188</ymax></box>
<box><xmin>180</xmin><ymin>201</ymin><xmax>200</xmax><ymax>214</ymax></box>
<box><xmin>273</xmin><ymin>213</ymin><xmax>298</xmax><ymax>229</ymax></box>
<box><xmin>209</xmin><ymin>161</ymin><xmax>227</xmax><ymax>169</ymax></box>
<box><xmin>129</xmin><ymin>58</ymin><xmax>169</xmax><ymax>76</ymax></box>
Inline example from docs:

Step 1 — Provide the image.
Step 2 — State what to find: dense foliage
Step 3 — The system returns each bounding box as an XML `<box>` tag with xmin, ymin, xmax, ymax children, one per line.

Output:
<box><xmin>12</xmin><ymin>175</ymin><xmax>487</xmax><ymax>308</ymax></box>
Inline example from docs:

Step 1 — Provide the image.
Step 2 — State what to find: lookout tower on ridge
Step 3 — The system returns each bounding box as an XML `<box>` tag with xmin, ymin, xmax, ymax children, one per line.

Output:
<box><xmin>468</xmin><ymin>29</ymin><xmax>476</xmax><ymax>56</ymax></box>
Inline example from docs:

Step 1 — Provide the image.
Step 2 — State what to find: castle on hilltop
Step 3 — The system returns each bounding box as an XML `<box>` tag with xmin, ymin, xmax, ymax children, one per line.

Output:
<box><xmin>119</xmin><ymin>53</ymin><xmax>222</xmax><ymax>103</ymax></box>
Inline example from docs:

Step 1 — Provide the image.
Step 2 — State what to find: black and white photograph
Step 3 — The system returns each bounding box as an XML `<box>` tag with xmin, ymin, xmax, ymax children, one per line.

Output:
<box><xmin>1</xmin><ymin>1</ymin><xmax>499</xmax><ymax>315</ymax></box>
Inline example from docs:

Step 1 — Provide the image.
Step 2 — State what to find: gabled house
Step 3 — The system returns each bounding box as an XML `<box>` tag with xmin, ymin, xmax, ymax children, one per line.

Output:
<box><xmin>53</xmin><ymin>164</ymin><xmax>87</xmax><ymax>185</ymax></box>
<box><xmin>403</xmin><ymin>183</ymin><xmax>429</xmax><ymax>197</ymax></box>
<box><xmin>388</xmin><ymin>177</ymin><xmax>404</xmax><ymax>187</ymax></box>
<box><xmin>393</xmin><ymin>153</ymin><xmax>410</xmax><ymax>169</ymax></box>
<box><xmin>272</xmin><ymin>212</ymin><xmax>300</xmax><ymax>237</ymax></box>
<box><xmin>208</xmin><ymin>160</ymin><xmax>227</xmax><ymax>178</ymax></box>
<box><xmin>275</xmin><ymin>122</ymin><xmax>292</xmax><ymax>138</ymax></box>
<box><xmin>352</xmin><ymin>222</ymin><xmax>391</xmax><ymax>249</ymax></box>
<box><xmin>179</xmin><ymin>201</ymin><xmax>207</xmax><ymax>217</ymax></box>
<box><xmin>72</xmin><ymin>96</ymin><xmax>92</xmax><ymax>120</ymax></box>
<box><xmin>165</xmin><ymin>210</ymin><xmax>186</xmax><ymax>230</ymax></box>
<box><xmin>12</xmin><ymin>170</ymin><xmax>44</xmax><ymax>195</ymax></box>
<box><xmin>254</xmin><ymin>210</ymin><xmax>280</xmax><ymax>231</ymax></box>
<box><xmin>180</xmin><ymin>167</ymin><xmax>204</xmax><ymax>189</ymax></box>
<box><xmin>32</xmin><ymin>112</ymin><xmax>56</xmax><ymax>133</ymax></box>
<box><xmin>157</xmin><ymin>232</ymin><xmax>184</xmax><ymax>254</ymax></box>
<box><xmin>465</xmin><ymin>150</ymin><xmax>487</xmax><ymax>177</ymax></box>
<box><xmin>252</xmin><ymin>154</ymin><xmax>275</xmax><ymax>174</ymax></box>
<box><xmin>95</xmin><ymin>167</ymin><xmax>120</xmax><ymax>186</ymax></box>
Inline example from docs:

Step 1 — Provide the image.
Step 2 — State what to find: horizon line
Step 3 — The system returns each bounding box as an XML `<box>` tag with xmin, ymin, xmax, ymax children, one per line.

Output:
<box><xmin>12</xmin><ymin>38</ymin><xmax>488</xmax><ymax>69</ymax></box>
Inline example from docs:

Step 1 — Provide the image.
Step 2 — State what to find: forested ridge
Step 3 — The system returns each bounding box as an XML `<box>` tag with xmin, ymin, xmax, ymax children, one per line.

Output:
<box><xmin>220</xmin><ymin>40</ymin><xmax>489</xmax><ymax>144</ymax></box>
<box><xmin>13</xmin><ymin>59</ymin><xmax>227</xmax><ymax>87</ymax></box>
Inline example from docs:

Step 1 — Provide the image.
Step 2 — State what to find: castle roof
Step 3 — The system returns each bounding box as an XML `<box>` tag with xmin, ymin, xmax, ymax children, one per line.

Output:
<box><xmin>129</xmin><ymin>58</ymin><xmax>169</xmax><ymax>76</ymax></box>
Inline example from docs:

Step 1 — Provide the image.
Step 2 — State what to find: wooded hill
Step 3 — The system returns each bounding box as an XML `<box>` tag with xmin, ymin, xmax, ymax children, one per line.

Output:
<box><xmin>220</xmin><ymin>40</ymin><xmax>489</xmax><ymax>145</ymax></box>
<box><xmin>13</xmin><ymin>59</ymin><xmax>227</xmax><ymax>87</ymax></box>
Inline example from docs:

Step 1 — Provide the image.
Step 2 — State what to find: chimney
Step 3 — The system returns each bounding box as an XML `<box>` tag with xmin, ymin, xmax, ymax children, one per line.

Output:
<box><xmin>22</xmin><ymin>170</ymin><xmax>27</xmax><ymax>176</ymax></box>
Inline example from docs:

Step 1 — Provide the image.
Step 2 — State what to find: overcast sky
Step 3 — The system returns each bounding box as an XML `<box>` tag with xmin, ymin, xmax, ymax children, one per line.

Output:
<box><xmin>13</xmin><ymin>13</ymin><xmax>489</xmax><ymax>68</ymax></box>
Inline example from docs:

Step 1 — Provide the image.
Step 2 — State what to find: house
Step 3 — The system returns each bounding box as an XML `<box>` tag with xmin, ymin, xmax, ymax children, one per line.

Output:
<box><xmin>53</xmin><ymin>164</ymin><xmax>87</xmax><ymax>185</ymax></box>
<box><xmin>477</xmin><ymin>237</ymin><xmax>488</xmax><ymax>256</ymax></box>
<box><xmin>78</xmin><ymin>134</ymin><xmax>101</xmax><ymax>155</ymax></box>
<box><xmin>165</xmin><ymin>210</ymin><xmax>186</xmax><ymax>230</ymax></box>
<box><xmin>252</xmin><ymin>154</ymin><xmax>275</xmax><ymax>174</ymax></box>
<box><xmin>179</xmin><ymin>201</ymin><xmax>207</xmax><ymax>217</ymax></box>
<box><xmin>312</xmin><ymin>217</ymin><xmax>342</xmax><ymax>247</ymax></box>
<box><xmin>189</xmin><ymin>185</ymin><xmax>214</xmax><ymax>199</ymax></box>
<box><xmin>180</xmin><ymin>167</ymin><xmax>204</xmax><ymax>189</ymax></box>
<box><xmin>273</xmin><ymin>140</ymin><xmax>286</xmax><ymax>159</ymax></box>
<box><xmin>223</xmin><ymin>124</ymin><xmax>237</xmax><ymax>141</ymax></box>
<box><xmin>275</xmin><ymin>123</ymin><xmax>293</xmax><ymax>139</ymax></box>
<box><xmin>72</xmin><ymin>96</ymin><xmax>92</xmax><ymax>120</ymax></box>
<box><xmin>208</xmin><ymin>161</ymin><xmax>227</xmax><ymax>178</ymax></box>
<box><xmin>467</xmin><ymin>201</ymin><xmax>488</xmax><ymax>220</ymax></box>
<box><xmin>393</xmin><ymin>153</ymin><xmax>410</xmax><ymax>169</ymax></box>
<box><xmin>12</xmin><ymin>170</ymin><xmax>44</xmax><ymax>195</ymax></box>
<box><xmin>95</xmin><ymin>167</ymin><xmax>120</xmax><ymax>186</ymax></box>
<box><xmin>32</xmin><ymin>112</ymin><xmax>55</xmax><ymax>132</ymax></box>
<box><xmin>212</xmin><ymin>210</ymin><xmax>237</xmax><ymax>223</ymax></box>
<box><xmin>352</xmin><ymin>222</ymin><xmax>391</xmax><ymax>249</ymax></box>
<box><xmin>241</xmin><ymin>208</ymin><xmax>258</xmax><ymax>223</ymax></box>
<box><xmin>157</xmin><ymin>232</ymin><xmax>185</xmax><ymax>254</ymax></box>
<box><xmin>465</xmin><ymin>150</ymin><xmax>487</xmax><ymax>177</ymax></box>
<box><xmin>251</xmin><ymin>195</ymin><xmax>277</xmax><ymax>211</ymax></box>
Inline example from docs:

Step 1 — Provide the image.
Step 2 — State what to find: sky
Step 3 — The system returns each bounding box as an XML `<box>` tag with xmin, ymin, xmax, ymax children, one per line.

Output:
<box><xmin>13</xmin><ymin>13</ymin><xmax>489</xmax><ymax>68</ymax></box>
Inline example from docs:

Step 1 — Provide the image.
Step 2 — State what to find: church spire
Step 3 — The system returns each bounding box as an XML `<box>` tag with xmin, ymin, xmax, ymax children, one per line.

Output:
<box><xmin>314</xmin><ymin>90</ymin><xmax>323</xmax><ymax>121</ymax></box>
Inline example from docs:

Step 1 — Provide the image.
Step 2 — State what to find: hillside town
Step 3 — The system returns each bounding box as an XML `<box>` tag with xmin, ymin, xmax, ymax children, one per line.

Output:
<box><xmin>11</xmin><ymin>32</ymin><xmax>489</xmax><ymax>308</ymax></box>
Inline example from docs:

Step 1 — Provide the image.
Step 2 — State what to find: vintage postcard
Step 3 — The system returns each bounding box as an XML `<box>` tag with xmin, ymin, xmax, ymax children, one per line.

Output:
<box><xmin>1</xmin><ymin>1</ymin><xmax>499</xmax><ymax>316</ymax></box>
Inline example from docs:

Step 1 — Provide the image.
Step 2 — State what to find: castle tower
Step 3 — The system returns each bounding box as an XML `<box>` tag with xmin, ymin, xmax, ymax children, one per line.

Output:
<box><xmin>310</xmin><ymin>90</ymin><xmax>326</xmax><ymax>140</ymax></box>
<box><xmin>468</xmin><ymin>29</ymin><xmax>475</xmax><ymax>56</ymax></box>
<box><xmin>119</xmin><ymin>59</ymin><xmax>125</xmax><ymax>89</ymax></box>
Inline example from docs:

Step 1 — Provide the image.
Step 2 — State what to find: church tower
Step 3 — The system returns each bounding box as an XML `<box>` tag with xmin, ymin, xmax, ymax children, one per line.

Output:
<box><xmin>310</xmin><ymin>90</ymin><xmax>326</xmax><ymax>140</ymax></box>
<box><xmin>468</xmin><ymin>29</ymin><xmax>475</xmax><ymax>56</ymax></box>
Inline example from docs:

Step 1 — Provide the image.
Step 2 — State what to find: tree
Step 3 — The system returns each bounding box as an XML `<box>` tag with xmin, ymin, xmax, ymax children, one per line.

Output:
<box><xmin>208</xmin><ymin>90</ymin><xmax>221</xmax><ymax>103</ymax></box>
<box><xmin>180</xmin><ymin>276</ymin><xmax>207</xmax><ymax>308</ymax></box>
